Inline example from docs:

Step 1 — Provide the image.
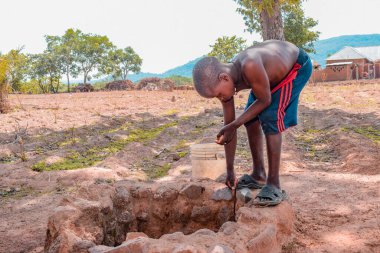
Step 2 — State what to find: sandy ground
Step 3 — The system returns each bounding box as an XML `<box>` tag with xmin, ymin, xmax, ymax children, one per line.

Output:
<box><xmin>0</xmin><ymin>82</ymin><xmax>379</xmax><ymax>253</ymax></box>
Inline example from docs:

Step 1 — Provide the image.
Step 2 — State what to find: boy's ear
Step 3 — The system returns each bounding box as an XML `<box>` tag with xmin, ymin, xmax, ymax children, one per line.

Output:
<box><xmin>218</xmin><ymin>73</ymin><xmax>229</xmax><ymax>82</ymax></box>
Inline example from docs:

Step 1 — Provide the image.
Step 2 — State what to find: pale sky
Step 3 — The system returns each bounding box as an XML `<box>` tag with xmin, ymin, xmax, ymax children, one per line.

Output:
<box><xmin>1</xmin><ymin>0</ymin><xmax>379</xmax><ymax>73</ymax></box>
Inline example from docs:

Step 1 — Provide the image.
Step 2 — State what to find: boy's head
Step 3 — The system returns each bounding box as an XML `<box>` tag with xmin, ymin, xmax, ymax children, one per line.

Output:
<box><xmin>192</xmin><ymin>57</ymin><xmax>235</xmax><ymax>102</ymax></box>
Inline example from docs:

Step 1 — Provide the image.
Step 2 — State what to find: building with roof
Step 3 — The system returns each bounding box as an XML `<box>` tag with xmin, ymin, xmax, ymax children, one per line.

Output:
<box><xmin>311</xmin><ymin>46</ymin><xmax>380</xmax><ymax>82</ymax></box>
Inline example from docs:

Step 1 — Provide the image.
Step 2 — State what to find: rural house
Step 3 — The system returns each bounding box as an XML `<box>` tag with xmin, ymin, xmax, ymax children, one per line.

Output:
<box><xmin>311</xmin><ymin>46</ymin><xmax>380</xmax><ymax>82</ymax></box>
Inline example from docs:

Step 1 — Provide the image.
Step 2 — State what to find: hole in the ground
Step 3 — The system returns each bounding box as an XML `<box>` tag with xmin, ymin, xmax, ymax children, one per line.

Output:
<box><xmin>102</xmin><ymin>181</ymin><xmax>237</xmax><ymax>246</ymax></box>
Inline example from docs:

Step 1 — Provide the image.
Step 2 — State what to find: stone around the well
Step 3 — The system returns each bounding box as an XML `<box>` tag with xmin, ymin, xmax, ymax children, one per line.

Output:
<box><xmin>237</xmin><ymin>188</ymin><xmax>253</xmax><ymax>203</ymax></box>
<box><xmin>88</xmin><ymin>245</ymin><xmax>114</xmax><ymax>253</ymax></box>
<box><xmin>125</xmin><ymin>232</ymin><xmax>149</xmax><ymax>242</ymax></box>
<box><xmin>153</xmin><ymin>185</ymin><xmax>179</xmax><ymax>202</ymax></box>
<box><xmin>180</xmin><ymin>183</ymin><xmax>205</xmax><ymax>199</ymax></box>
<box><xmin>208</xmin><ymin>244</ymin><xmax>234</xmax><ymax>253</ymax></box>
<box><xmin>211</xmin><ymin>187</ymin><xmax>233</xmax><ymax>201</ymax></box>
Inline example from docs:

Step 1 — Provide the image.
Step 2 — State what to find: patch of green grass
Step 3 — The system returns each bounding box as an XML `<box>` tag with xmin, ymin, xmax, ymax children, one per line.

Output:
<box><xmin>174</xmin><ymin>140</ymin><xmax>188</xmax><ymax>150</ymax></box>
<box><xmin>164</xmin><ymin>109</ymin><xmax>179</xmax><ymax>116</ymax></box>
<box><xmin>342</xmin><ymin>126</ymin><xmax>380</xmax><ymax>145</ymax></box>
<box><xmin>32</xmin><ymin>121</ymin><xmax>178</xmax><ymax>172</ymax></box>
<box><xmin>177</xmin><ymin>151</ymin><xmax>188</xmax><ymax>158</ymax></box>
<box><xmin>147</xmin><ymin>163</ymin><xmax>172</xmax><ymax>179</ymax></box>
<box><xmin>58</xmin><ymin>137</ymin><xmax>81</xmax><ymax>147</ymax></box>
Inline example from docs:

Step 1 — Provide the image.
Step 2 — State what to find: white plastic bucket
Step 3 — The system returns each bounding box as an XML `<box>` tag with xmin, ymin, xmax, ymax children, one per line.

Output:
<box><xmin>190</xmin><ymin>143</ymin><xmax>226</xmax><ymax>180</ymax></box>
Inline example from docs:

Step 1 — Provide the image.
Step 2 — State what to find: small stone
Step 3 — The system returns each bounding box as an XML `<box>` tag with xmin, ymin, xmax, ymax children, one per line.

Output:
<box><xmin>209</xmin><ymin>244</ymin><xmax>234</xmax><ymax>253</ymax></box>
<box><xmin>211</xmin><ymin>187</ymin><xmax>232</xmax><ymax>201</ymax></box>
<box><xmin>125</xmin><ymin>232</ymin><xmax>148</xmax><ymax>242</ymax></box>
<box><xmin>180</xmin><ymin>184</ymin><xmax>205</xmax><ymax>199</ymax></box>
<box><xmin>204</xmin><ymin>108</ymin><xmax>212</xmax><ymax>113</ymax></box>
<box><xmin>171</xmin><ymin>96</ymin><xmax>176</xmax><ymax>102</ymax></box>
<box><xmin>237</xmin><ymin>188</ymin><xmax>253</xmax><ymax>203</ymax></box>
<box><xmin>219</xmin><ymin>221</ymin><xmax>238</xmax><ymax>235</ymax></box>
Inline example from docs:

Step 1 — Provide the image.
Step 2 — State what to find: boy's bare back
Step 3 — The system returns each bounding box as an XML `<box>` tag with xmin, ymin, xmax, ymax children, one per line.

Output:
<box><xmin>233</xmin><ymin>40</ymin><xmax>299</xmax><ymax>89</ymax></box>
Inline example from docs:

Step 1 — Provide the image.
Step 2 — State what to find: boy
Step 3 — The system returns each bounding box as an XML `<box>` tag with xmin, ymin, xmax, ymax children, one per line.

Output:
<box><xmin>192</xmin><ymin>40</ymin><xmax>312</xmax><ymax>206</ymax></box>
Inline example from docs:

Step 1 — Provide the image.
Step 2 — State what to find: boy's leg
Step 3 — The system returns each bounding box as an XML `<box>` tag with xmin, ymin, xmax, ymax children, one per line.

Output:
<box><xmin>265</xmin><ymin>133</ymin><xmax>282</xmax><ymax>189</ymax></box>
<box><xmin>245</xmin><ymin>120</ymin><xmax>266</xmax><ymax>182</ymax></box>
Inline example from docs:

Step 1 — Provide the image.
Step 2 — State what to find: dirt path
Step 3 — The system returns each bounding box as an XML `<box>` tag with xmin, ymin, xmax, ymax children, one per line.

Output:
<box><xmin>0</xmin><ymin>84</ymin><xmax>379</xmax><ymax>253</ymax></box>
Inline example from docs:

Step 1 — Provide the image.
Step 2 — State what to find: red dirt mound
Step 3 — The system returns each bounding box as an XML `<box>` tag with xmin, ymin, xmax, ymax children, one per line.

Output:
<box><xmin>73</xmin><ymin>83</ymin><xmax>94</xmax><ymax>92</ymax></box>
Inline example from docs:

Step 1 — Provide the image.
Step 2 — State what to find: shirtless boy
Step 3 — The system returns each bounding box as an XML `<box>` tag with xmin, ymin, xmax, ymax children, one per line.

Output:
<box><xmin>192</xmin><ymin>40</ymin><xmax>312</xmax><ymax>206</ymax></box>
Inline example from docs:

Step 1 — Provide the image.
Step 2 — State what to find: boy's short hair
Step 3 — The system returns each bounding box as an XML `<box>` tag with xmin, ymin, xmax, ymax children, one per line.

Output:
<box><xmin>192</xmin><ymin>56</ymin><xmax>221</xmax><ymax>96</ymax></box>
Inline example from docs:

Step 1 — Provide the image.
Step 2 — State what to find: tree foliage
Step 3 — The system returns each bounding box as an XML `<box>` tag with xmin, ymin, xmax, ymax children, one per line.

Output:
<box><xmin>208</xmin><ymin>36</ymin><xmax>247</xmax><ymax>63</ymax></box>
<box><xmin>3</xmin><ymin>48</ymin><xmax>28</xmax><ymax>91</ymax></box>
<box><xmin>233</xmin><ymin>0</ymin><xmax>319</xmax><ymax>50</ymax></box>
<box><xmin>101</xmin><ymin>47</ymin><xmax>142</xmax><ymax>80</ymax></box>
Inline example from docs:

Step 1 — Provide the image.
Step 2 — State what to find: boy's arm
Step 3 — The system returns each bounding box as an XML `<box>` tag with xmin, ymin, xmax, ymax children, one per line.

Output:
<box><xmin>220</xmin><ymin>97</ymin><xmax>237</xmax><ymax>184</ymax></box>
<box><xmin>233</xmin><ymin>60</ymin><xmax>271</xmax><ymax>128</ymax></box>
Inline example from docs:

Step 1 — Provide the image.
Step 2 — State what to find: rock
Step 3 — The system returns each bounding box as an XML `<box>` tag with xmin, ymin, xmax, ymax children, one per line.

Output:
<box><xmin>218</xmin><ymin>222</ymin><xmax>238</xmax><ymax>236</ymax></box>
<box><xmin>112</xmin><ymin>186</ymin><xmax>131</xmax><ymax>208</ymax></box>
<box><xmin>204</xmin><ymin>108</ymin><xmax>212</xmax><ymax>114</ymax></box>
<box><xmin>105</xmin><ymin>237</ymin><xmax>148</xmax><ymax>253</ymax></box>
<box><xmin>247</xmin><ymin>225</ymin><xmax>280</xmax><ymax>253</ymax></box>
<box><xmin>153</xmin><ymin>186</ymin><xmax>178</xmax><ymax>202</ymax></box>
<box><xmin>171</xmin><ymin>96</ymin><xmax>176</xmax><ymax>102</ymax></box>
<box><xmin>237</xmin><ymin>188</ymin><xmax>253</xmax><ymax>203</ymax></box>
<box><xmin>125</xmin><ymin>232</ymin><xmax>148</xmax><ymax>242</ymax></box>
<box><xmin>191</xmin><ymin>206</ymin><xmax>212</xmax><ymax>223</ymax></box>
<box><xmin>209</xmin><ymin>244</ymin><xmax>234</xmax><ymax>253</ymax></box>
<box><xmin>173</xmin><ymin>244</ymin><xmax>201</xmax><ymax>253</ymax></box>
<box><xmin>136</xmin><ymin>211</ymin><xmax>149</xmax><ymax>222</ymax></box>
<box><xmin>88</xmin><ymin>245</ymin><xmax>114</xmax><ymax>253</ymax></box>
<box><xmin>211</xmin><ymin>187</ymin><xmax>232</xmax><ymax>201</ymax></box>
<box><xmin>192</xmin><ymin>228</ymin><xmax>216</xmax><ymax>237</ymax></box>
<box><xmin>180</xmin><ymin>184</ymin><xmax>205</xmax><ymax>199</ymax></box>
<box><xmin>130</xmin><ymin>185</ymin><xmax>152</xmax><ymax>198</ymax></box>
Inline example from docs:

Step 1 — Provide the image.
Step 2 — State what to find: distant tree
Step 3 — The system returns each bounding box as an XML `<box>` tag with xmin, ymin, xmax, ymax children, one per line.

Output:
<box><xmin>4</xmin><ymin>48</ymin><xmax>28</xmax><ymax>91</ymax></box>
<box><xmin>75</xmin><ymin>32</ymin><xmax>114</xmax><ymax>84</ymax></box>
<box><xmin>26</xmin><ymin>50</ymin><xmax>63</xmax><ymax>94</ymax></box>
<box><xmin>45</xmin><ymin>28</ymin><xmax>81</xmax><ymax>92</ymax></box>
<box><xmin>208</xmin><ymin>36</ymin><xmax>247</xmax><ymax>63</ymax></box>
<box><xmin>0</xmin><ymin>55</ymin><xmax>11</xmax><ymax>113</ymax></box>
<box><xmin>101</xmin><ymin>47</ymin><xmax>142</xmax><ymax>80</ymax></box>
<box><xmin>283</xmin><ymin>4</ymin><xmax>320</xmax><ymax>53</ymax></box>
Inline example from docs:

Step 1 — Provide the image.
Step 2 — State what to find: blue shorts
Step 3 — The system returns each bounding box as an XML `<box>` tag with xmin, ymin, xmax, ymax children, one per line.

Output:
<box><xmin>244</xmin><ymin>48</ymin><xmax>312</xmax><ymax>134</ymax></box>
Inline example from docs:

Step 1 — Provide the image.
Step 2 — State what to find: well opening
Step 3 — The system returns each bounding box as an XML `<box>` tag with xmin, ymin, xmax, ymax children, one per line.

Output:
<box><xmin>102</xmin><ymin>181</ymin><xmax>237</xmax><ymax>246</ymax></box>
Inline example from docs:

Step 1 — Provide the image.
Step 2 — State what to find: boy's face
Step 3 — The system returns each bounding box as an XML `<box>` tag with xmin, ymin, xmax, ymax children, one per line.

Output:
<box><xmin>212</xmin><ymin>73</ymin><xmax>235</xmax><ymax>102</ymax></box>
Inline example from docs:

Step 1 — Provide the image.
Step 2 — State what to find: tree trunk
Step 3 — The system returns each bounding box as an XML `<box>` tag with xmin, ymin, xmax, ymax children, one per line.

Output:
<box><xmin>259</xmin><ymin>0</ymin><xmax>285</xmax><ymax>41</ymax></box>
<box><xmin>84</xmin><ymin>72</ymin><xmax>87</xmax><ymax>84</ymax></box>
<box><xmin>0</xmin><ymin>81</ymin><xmax>11</xmax><ymax>113</ymax></box>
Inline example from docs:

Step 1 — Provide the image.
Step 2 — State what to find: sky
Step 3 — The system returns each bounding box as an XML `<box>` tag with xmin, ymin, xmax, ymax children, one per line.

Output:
<box><xmin>1</xmin><ymin>0</ymin><xmax>379</xmax><ymax>73</ymax></box>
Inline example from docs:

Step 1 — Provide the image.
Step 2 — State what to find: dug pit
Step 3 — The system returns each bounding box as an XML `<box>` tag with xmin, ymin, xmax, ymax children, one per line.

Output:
<box><xmin>44</xmin><ymin>179</ymin><xmax>294</xmax><ymax>253</ymax></box>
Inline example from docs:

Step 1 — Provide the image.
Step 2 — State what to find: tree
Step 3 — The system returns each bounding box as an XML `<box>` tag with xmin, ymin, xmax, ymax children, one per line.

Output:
<box><xmin>75</xmin><ymin>32</ymin><xmax>114</xmax><ymax>84</ymax></box>
<box><xmin>233</xmin><ymin>0</ymin><xmax>319</xmax><ymax>52</ymax></box>
<box><xmin>208</xmin><ymin>36</ymin><xmax>247</xmax><ymax>63</ymax></box>
<box><xmin>0</xmin><ymin>55</ymin><xmax>11</xmax><ymax>113</ymax></box>
<box><xmin>101</xmin><ymin>47</ymin><xmax>142</xmax><ymax>80</ymax></box>
<box><xmin>27</xmin><ymin>50</ymin><xmax>63</xmax><ymax>94</ymax></box>
<box><xmin>283</xmin><ymin>4</ymin><xmax>319</xmax><ymax>53</ymax></box>
<box><xmin>234</xmin><ymin>0</ymin><xmax>301</xmax><ymax>41</ymax></box>
<box><xmin>4</xmin><ymin>48</ymin><xmax>28</xmax><ymax>91</ymax></box>
<box><xmin>45</xmin><ymin>28</ymin><xmax>81</xmax><ymax>92</ymax></box>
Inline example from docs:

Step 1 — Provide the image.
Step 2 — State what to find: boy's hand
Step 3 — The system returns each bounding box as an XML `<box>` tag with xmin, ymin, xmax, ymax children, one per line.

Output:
<box><xmin>225</xmin><ymin>172</ymin><xmax>238</xmax><ymax>190</ymax></box>
<box><xmin>216</xmin><ymin>123</ymin><xmax>236</xmax><ymax>145</ymax></box>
